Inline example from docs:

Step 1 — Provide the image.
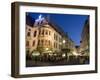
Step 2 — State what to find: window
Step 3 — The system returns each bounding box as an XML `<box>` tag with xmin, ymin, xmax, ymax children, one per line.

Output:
<box><xmin>59</xmin><ymin>37</ymin><xmax>61</xmax><ymax>42</ymax></box>
<box><xmin>33</xmin><ymin>40</ymin><xmax>35</xmax><ymax>46</ymax></box>
<box><xmin>56</xmin><ymin>43</ymin><xmax>57</xmax><ymax>48</ymax></box>
<box><xmin>56</xmin><ymin>35</ymin><xmax>58</xmax><ymax>41</ymax></box>
<box><xmin>49</xmin><ymin>31</ymin><xmax>51</xmax><ymax>35</ymax></box>
<box><xmin>54</xmin><ymin>42</ymin><xmax>56</xmax><ymax>48</ymax></box>
<box><xmin>42</xmin><ymin>29</ymin><xmax>44</xmax><ymax>35</ymax></box>
<box><xmin>34</xmin><ymin>30</ymin><xmax>37</xmax><ymax>37</ymax></box>
<box><xmin>59</xmin><ymin>44</ymin><xmax>61</xmax><ymax>49</ymax></box>
<box><xmin>45</xmin><ymin>40</ymin><xmax>47</xmax><ymax>45</ymax></box>
<box><xmin>54</xmin><ymin>34</ymin><xmax>56</xmax><ymax>40</ymax></box>
<box><xmin>27</xmin><ymin>32</ymin><xmax>30</xmax><ymax>36</ymax></box>
<box><xmin>38</xmin><ymin>40</ymin><xmax>40</xmax><ymax>45</ymax></box>
<box><xmin>39</xmin><ymin>29</ymin><xmax>41</xmax><ymax>35</ymax></box>
<box><xmin>54</xmin><ymin>34</ymin><xmax>58</xmax><ymax>41</ymax></box>
<box><xmin>29</xmin><ymin>29</ymin><xmax>31</xmax><ymax>31</ymax></box>
<box><xmin>45</xmin><ymin>30</ymin><xmax>48</xmax><ymax>35</ymax></box>
<box><xmin>26</xmin><ymin>41</ymin><xmax>29</xmax><ymax>46</ymax></box>
<box><xmin>49</xmin><ymin>40</ymin><xmax>50</xmax><ymax>46</ymax></box>
<box><xmin>41</xmin><ymin>40</ymin><xmax>44</xmax><ymax>46</ymax></box>
<box><xmin>54</xmin><ymin>42</ymin><xmax>55</xmax><ymax>48</ymax></box>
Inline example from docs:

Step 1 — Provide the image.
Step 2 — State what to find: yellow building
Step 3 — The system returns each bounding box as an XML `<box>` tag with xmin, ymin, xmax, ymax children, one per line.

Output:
<box><xmin>26</xmin><ymin>25</ymin><xmax>39</xmax><ymax>55</ymax></box>
<box><xmin>26</xmin><ymin>15</ymin><xmax>75</xmax><ymax>57</ymax></box>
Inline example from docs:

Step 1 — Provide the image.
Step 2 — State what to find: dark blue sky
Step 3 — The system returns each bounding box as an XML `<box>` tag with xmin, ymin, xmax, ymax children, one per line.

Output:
<box><xmin>26</xmin><ymin>12</ymin><xmax>89</xmax><ymax>45</ymax></box>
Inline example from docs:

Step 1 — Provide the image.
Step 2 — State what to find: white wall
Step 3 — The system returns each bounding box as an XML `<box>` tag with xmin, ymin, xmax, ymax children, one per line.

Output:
<box><xmin>0</xmin><ymin>0</ymin><xmax>99</xmax><ymax>80</ymax></box>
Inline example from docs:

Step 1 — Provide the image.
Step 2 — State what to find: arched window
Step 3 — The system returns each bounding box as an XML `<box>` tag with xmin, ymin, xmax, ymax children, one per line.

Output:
<box><xmin>27</xmin><ymin>32</ymin><xmax>30</xmax><ymax>36</ymax></box>
<box><xmin>54</xmin><ymin>34</ymin><xmax>56</xmax><ymax>40</ymax></box>
<box><xmin>54</xmin><ymin>42</ymin><xmax>56</xmax><ymax>48</ymax></box>
<box><xmin>39</xmin><ymin>29</ymin><xmax>41</xmax><ymax>35</ymax></box>
<box><xmin>38</xmin><ymin>40</ymin><xmax>40</xmax><ymax>45</ymax></box>
<box><xmin>42</xmin><ymin>29</ymin><xmax>44</xmax><ymax>35</ymax></box>
<box><xmin>49</xmin><ymin>40</ymin><xmax>50</xmax><ymax>46</ymax></box>
<box><xmin>28</xmin><ymin>29</ymin><xmax>31</xmax><ymax>31</ymax></box>
<box><xmin>33</xmin><ymin>40</ymin><xmax>35</xmax><ymax>46</ymax></box>
<box><xmin>45</xmin><ymin>40</ymin><xmax>47</xmax><ymax>45</ymax></box>
<box><xmin>49</xmin><ymin>31</ymin><xmax>51</xmax><ymax>35</ymax></box>
<box><xmin>41</xmin><ymin>40</ymin><xmax>43</xmax><ymax>46</ymax></box>
<box><xmin>34</xmin><ymin>30</ymin><xmax>37</xmax><ymax>37</ymax></box>
<box><xmin>45</xmin><ymin>30</ymin><xmax>48</xmax><ymax>35</ymax></box>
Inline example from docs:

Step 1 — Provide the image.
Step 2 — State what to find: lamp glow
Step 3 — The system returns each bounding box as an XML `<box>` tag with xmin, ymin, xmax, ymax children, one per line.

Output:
<box><xmin>63</xmin><ymin>40</ymin><xmax>66</xmax><ymax>43</ymax></box>
<box><xmin>45</xmin><ymin>48</ymin><xmax>49</xmax><ymax>50</ymax></box>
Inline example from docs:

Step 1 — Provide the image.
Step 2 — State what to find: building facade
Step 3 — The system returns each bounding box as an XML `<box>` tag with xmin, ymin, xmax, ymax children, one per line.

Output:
<box><xmin>62</xmin><ymin>35</ymin><xmax>76</xmax><ymax>55</ymax></box>
<box><xmin>26</xmin><ymin>15</ymin><xmax>76</xmax><ymax>57</ymax></box>
<box><xmin>80</xmin><ymin>18</ymin><xmax>89</xmax><ymax>56</ymax></box>
<box><xmin>75</xmin><ymin>46</ymin><xmax>80</xmax><ymax>54</ymax></box>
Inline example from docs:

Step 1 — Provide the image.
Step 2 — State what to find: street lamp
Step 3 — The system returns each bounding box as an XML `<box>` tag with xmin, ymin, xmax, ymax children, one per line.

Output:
<box><xmin>45</xmin><ymin>48</ymin><xmax>49</xmax><ymax>51</ymax></box>
<box><xmin>62</xmin><ymin>53</ymin><xmax>66</xmax><ymax>58</ymax></box>
<box><xmin>63</xmin><ymin>40</ymin><xmax>66</xmax><ymax>43</ymax></box>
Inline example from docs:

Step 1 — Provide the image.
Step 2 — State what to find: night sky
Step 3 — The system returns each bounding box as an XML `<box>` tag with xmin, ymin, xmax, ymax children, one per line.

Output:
<box><xmin>26</xmin><ymin>12</ymin><xmax>89</xmax><ymax>45</ymax></box>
